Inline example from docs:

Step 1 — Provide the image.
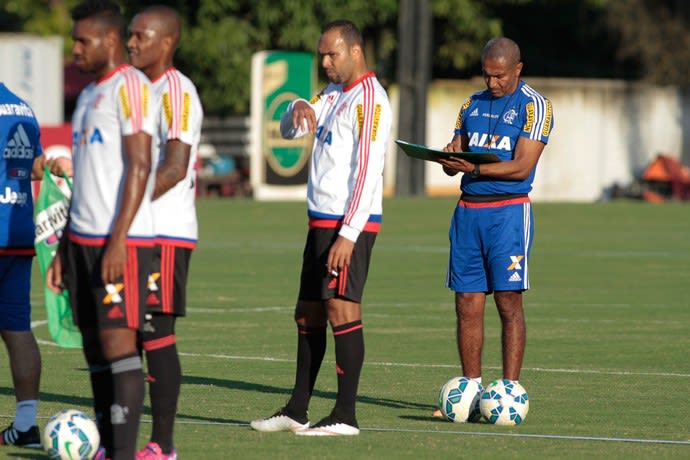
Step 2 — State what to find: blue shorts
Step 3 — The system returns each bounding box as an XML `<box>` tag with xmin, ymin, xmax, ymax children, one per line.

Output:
<box><xmin>0</xmin><ymin>256</ymin><xmax>33</xmax><ymax>331</ymax></box>
<box><xmin>447</xmin><ymin>197</ymin><xmax>533</xmax><ymax>293</ymax></box>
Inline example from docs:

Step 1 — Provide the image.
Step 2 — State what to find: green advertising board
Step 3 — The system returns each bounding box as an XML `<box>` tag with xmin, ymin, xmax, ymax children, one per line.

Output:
<box><xmin>251</xmin><ymin>51</ymin><xmax>315</xmax><ymax>199</ymax></box>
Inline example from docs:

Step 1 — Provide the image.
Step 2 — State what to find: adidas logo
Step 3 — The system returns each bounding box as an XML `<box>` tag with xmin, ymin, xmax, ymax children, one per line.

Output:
<box><xmin>3</xmin><ymin>124</ymin><xmax>35</xmax><ymax>159</ymax></box>
<box><xmin>107</xmin><ymin>306</ymin><xmax>124</xmax><ymax>319</ymax></box>
<box><xmin>508</xmin><ymin>272</ymin><xmax>522</xmax><ymax>282</ymax></box>
<box><xmin>469</xmin><ymin>108</ymin><xmax>479</xmax><ymax>117</ymax></box>
<box><xmin>146</xmin><ymin>292</ymin><xmax>160</xmax><ymax>306</ymax></box>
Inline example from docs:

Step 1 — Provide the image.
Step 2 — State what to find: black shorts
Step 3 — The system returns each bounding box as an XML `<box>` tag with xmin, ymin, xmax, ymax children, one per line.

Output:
<box><xmin>63</xmin><ymin>239</ymin><xmax>152</xmax><ymax>330</ymax></box>
<box><xmin>145</xmin><ymin>243</ymin><xmax>192</xmax><ymax>316</ymax></box>
<box><xmin>298</xmin><ymin>228</ymin><xmax>377</xmax><ymax>303</ymax></box>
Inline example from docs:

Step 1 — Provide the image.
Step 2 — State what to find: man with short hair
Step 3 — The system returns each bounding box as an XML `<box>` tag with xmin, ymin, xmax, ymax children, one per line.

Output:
<box><xmin>251</xmin><ymin>19</ymin><xmax>392</xmax><ymax>436</ymax></box>
<box><xmin>47</xmin><ymin>1</ymin><xmax>157</xmax><ymax>458</ymax></box>
<box><xmin>433</xmin><ymin>36</ymin><xmax>554</xmax><ymax>415</ymax></box>
<box><xmin>127</xmin><ymin>5</ymin><xmax>203</xmax><ymax>459</ymax></box>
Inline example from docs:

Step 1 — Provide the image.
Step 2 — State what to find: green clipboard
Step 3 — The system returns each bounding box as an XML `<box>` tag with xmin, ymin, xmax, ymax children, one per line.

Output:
<box><xmin>395</xmin><ymin>139</ymin><xmax>501</xmax><ymax>164</ymax></box>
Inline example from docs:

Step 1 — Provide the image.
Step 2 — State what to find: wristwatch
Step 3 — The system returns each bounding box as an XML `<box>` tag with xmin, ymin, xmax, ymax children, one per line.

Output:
<box><xmin>470</xmin><ymin>163</ymin><xmax>481</xmax><ymax>178</ymax></box>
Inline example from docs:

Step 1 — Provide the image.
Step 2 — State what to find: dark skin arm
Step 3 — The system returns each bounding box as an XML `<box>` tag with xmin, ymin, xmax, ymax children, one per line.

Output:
<box><xmin>31</xmin><ymin>155</ymin><xmax>46</xmax><ymax>180</ymax></box>
<box><xmin>436</xmin><ymin>134</ymin><xmax>545</xmax><ymax>180</ymax></box>
<box><xmin>152</xmin><ymin>139</ymin><xmax>191</xmax><ymax>200</ymax></box>
<box><xmin>327</xmin><ymin>236</ymin><xmax>355</xmax><ymax>276</ymax></box>
<box><xmin>101</xmin><ymin>130</ymin><xmax>152</xmax><ymax>284</ymax></box>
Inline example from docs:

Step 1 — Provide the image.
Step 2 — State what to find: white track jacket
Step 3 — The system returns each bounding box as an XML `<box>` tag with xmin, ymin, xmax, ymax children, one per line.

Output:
<box><xmin>280</xmin><ymin>72</ymin><xmax>392</xmax><ymax>242</ymax></box>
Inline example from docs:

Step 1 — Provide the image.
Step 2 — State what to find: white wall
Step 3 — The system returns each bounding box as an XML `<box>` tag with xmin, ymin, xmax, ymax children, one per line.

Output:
<box><xmin>0</xmin><ymin>34</ymin><xmax>63</xmax><ymax>125</ymax></box>
<box><xmin>386</xmin><ymin>78</ymin><xmax>686</xmax><ymax>202</ymax></box>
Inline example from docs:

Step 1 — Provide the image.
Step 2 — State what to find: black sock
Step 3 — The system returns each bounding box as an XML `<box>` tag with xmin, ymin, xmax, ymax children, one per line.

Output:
<box><xmin>332</xmin><ymin>320</ymin><xmax>364</xmax><ymax>427</ymax></box>
<box><xmin>89</xmin><ymin>363</ymin><xmax>113</xmax><ymax>453</ymax></box>
<box><xmin>144</xmin><ymin>336</ymin><xmax>180</xmax><ymax>454</ymax></box>
<box><xmin>110</xmin><ymin>354</ymin><xmax>144</xmax><ymax>460</ymax></box>
<box><xmin>286</xmin><ymin>324</ymin><xmax>326</xmax><ymax>420</ymax></box>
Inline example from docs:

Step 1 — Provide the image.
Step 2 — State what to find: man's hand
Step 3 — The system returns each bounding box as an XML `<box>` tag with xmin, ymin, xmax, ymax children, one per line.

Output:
<box><xmin>46</xmin><ymin>253</ymin><xmax>64</xmax><ymax>293</ymax></box>
<box><xmin>435</xmin><ymin>137</ymin><xmax>472</xmax><ymax>176</ymax></box>
<box><xmin>435</xmin><ymin>155</ymin><xmax>474</xmax><ymax>175</ymax></box>
<box><xmin>292</xmin><ymin>100</ymin><xmax>317</xmax><ymax>133</ymax></box>
<box><xmin>327</xmin><ymin>235</ymin><xmax>355</xmax><ymax>277</ymax></box>
<box><xmin>101</xmin><ymin>239</ymin><xmax>127</xmax><ymax>285</ymax></box>
<box><xmin>48</xmin><ymin>157</ymin><xmax>73</xmax><ymax>177</ymax></box>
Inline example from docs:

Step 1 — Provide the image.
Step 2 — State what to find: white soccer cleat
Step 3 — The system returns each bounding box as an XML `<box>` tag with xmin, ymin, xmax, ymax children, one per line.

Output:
<box><xmin>294</xmin><ymin>415</ymin><xmax>360</xmax><ymax>436</ymax></box>
<box><xmin>250</xmin><ymin>409</ymin><xmax>309</xmax><ymax>433</ymax></box>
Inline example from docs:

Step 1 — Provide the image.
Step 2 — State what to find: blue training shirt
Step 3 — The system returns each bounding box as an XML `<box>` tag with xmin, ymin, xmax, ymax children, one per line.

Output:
<box><xmin>0</xmin><ymin>83</ymin><xmax>42</xmax><ymax>252</ymax></box>
<box><xmin>454</xmin><ymin>80</ymin><xmax>554</xmax><ymax>196</ymax></box>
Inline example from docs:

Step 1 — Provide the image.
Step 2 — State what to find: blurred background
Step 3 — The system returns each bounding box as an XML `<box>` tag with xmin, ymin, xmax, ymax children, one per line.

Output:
<box><xmin>3</xmin><ymin>0</ymin><xmax>689</xmax><ymax>201</ymax></box>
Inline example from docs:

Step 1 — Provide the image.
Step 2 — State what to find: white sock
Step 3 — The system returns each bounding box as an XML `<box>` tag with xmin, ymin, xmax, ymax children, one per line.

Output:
<box><xmin>469</xmin><ymin>376</ymin><xmax>482</xmax><ymax>385</ymax></box>
<box><xmin>14</xmin><ymin>400</ymin><xmax>38</xmax><ymax>431</ymax></box>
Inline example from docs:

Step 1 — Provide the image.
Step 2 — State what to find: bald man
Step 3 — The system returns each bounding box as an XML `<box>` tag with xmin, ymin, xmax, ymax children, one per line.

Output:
<box><xmin>128</xmin><ymin>5</ymin><xmax>203</xmax><ymax>459</ymax></box>
<box><xmin>433</xmin><ymin>37</ymin><xmax>554</xmax><ymax>418</ymax></box>
<box><xmin>127</xmin><ymin>5</ymin><xmax>203</xmax><ymax>460</ymax></box>
<box><xmin>251</xmin><ymin>19</ymin><xmax>392</xmax><ymax>436</ymax></box>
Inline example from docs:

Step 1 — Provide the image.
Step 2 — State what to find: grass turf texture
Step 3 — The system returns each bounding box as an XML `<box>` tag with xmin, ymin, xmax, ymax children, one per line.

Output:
<box><xmin>2</xmin><ymin>198</ymin><xmax>689</xmax><ymax>459</ymax></box>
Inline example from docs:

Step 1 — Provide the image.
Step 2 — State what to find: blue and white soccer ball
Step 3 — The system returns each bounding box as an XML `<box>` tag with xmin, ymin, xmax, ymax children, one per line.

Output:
<box><xmin>479</xmin><ymin>379</ymin><xmax>530</xmax><ymax>426</ymax></box>
<box><xmin>43</xmin><ymin>409</ymin><xmax>100</xmax><ymax>460</ymax></box>
<box><xmin>437</xmin><ymin>376</ymin><xmax>483</xmax><ymax>423</ymax></box>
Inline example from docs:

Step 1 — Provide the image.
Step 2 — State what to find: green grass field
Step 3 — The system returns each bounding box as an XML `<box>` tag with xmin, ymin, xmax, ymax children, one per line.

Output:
<box><xmin>2</xmin><ymin>198</ymin><xmax>690</xmax><ymax>459</ymax></box>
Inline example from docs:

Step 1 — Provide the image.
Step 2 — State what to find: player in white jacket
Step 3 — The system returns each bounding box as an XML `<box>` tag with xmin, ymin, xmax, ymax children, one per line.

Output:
<box><xmin>251</xmin><ymin>19</ymin><xmax>392</xmax><ymax>436</ymax></box>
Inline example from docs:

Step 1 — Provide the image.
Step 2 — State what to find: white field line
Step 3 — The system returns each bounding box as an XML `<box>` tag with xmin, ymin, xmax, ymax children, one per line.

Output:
<box><xmin>164</xmin><ymin>420</ymin><xmax>690</xmax><ymax>445</ymax></box>
<box><xmin>1</xmin><ymin>414</ymin><xmax>687</xmax><ymax>446</ymax></box>
<box><xmin>23</xmin><ymin>324</ymin><xmax>690</xmax><ymax>447</ymax></box>
<box><xmin>358</xmin><ymin>427</ymin><xmax>690</xmax><ymax>445</ymax></box>
<box><xmin>31</xmin><ymin>320</ymin><xmax>689</xmax><ymax>378</ymax></box>
<box><xmin>176</xmin><ymin>351</ymin><xmax>690</xmax><ymax>379</ymax></box>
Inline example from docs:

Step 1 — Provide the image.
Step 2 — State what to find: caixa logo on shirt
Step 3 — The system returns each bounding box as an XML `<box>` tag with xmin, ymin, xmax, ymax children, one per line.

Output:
<box><xmin>467</xmin><ymin>132</ymin><xmax>512</xmax><ymax>151</ymax></box>
<box><xmin>0</xmin><ymin>187</ymin><xmax>29</xmax><ymax>206</ymax></box>
<box><xmin>73</xmin><ymin>127</ymin><xmax>104</xmax><ymax>145</ymax></box>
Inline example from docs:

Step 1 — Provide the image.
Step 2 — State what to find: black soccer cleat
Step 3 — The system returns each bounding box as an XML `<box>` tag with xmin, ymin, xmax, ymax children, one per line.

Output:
<box><xmin>0</xmin><ymin>424</ymin><xmax>41</xmax><ymax>448</ymax></box>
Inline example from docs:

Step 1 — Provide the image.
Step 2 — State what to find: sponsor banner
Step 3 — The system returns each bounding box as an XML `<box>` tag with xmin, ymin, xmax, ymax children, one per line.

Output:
<box><xmin>250</xmin><ymin>51</ymin><xmax>314</xmax><ymax>200</ymax></box>
<box><xmin>34</xmin><ymin>168</ymin><xmax>81</xmax><ymax>348</ymax></box>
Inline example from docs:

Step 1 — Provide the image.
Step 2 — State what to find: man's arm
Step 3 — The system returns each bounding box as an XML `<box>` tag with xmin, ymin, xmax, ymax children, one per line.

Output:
<box><xmin>100</xmin><ymin>130</ymin><xmax>152</xmax><ymax>284</ymax></box>
<box><xmin>439</xmin><ymin>134</ymin><xmax>469</xmax><ymax>176</ymax></box>
<box><xmin>327</xmin><ymin>94</ymin><xmax>392</xmax><ymax>274</ymax></box>
<box><xmin>280</xmin><ymin>99</ymin><xmax>317</xmax><ymax>138</ymax></box>
<box><xmin>437</xmin><ymin>136</ymin><xmax>545</xmax><ymax>180</ymax></box>
<box><xmin>152</xmin><ymin>139</ymin><xmax>190</xmax><ymax>200</ymax></box>
<box><xmin>31</xmin><ymin>155</ymin><xmax>45</xmax><ymax>180</ymax></box>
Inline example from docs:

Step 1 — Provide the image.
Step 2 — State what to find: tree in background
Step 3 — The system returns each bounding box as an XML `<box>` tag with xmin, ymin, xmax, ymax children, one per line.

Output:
<box><xmin>605</xmin><ymin>0</ymin><xmax>690</xmax><ymax>86</ymax></box>
<box><xmin>2</xmin><ymin>0</ymin><xmax>689</xmax><ymax>115</ymax></box>
<box><xmin>148</xmin><ymin>0</ymin><xmax>499</xmax><ymax>114</ymax></box>
<box><xmin>0</xmin><ymin>0</ymin><xmax>500</xmax><ymax>115</ymax></box>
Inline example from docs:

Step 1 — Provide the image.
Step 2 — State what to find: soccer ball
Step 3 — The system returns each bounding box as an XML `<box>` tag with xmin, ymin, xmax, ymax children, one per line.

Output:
<box><xmin>437</xmin><ymin>376</ymin><xmax>483</xmax><ymax>423</ymax></box>
<box><xmin>479</xmin><ymin>379</ymin><xmax>529</xmax><ymax>426</ymax></box>
<box><xmin>43</xmin><ymin>409</ymin><xmax>100</xmax><ymax>460</ymax></box>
